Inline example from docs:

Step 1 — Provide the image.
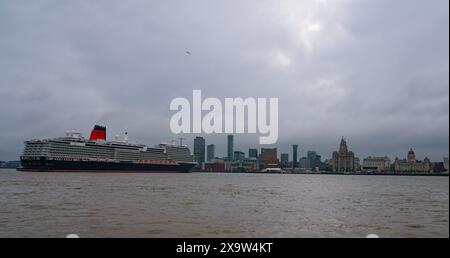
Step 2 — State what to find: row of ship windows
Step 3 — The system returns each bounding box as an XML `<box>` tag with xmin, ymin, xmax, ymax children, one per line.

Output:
<box><xmin>26</xmin><ymin>150</ymin><xmax>168</xmax><ymax>157</ymax></box>
<box><xmin>27</xmin><ymin>144</ymin><xmax>168</xmax><ymax>153</ymax></box>
<box><xmin>49</xmin><ymin>151</ymin><xmax>114</xmax><ymax>155</ymax></box>
<box><xmin>42</xmin><ymin>147</ymin><xmax>166</xmax><ymax>155</ymax></box>
<box><xmin>25</xmin><ymin>155</ymin><xmax>169</xmax><ymax>160</ymax></box>
<box><xmin>53</xmin><ymin>142</ymin><xmax>163</xmax><ymax>152</ymax></box>
<box><xmin>26</xmin><ymin>146</ymin><xmax>113</xmax><ymax>152</ymax></box>
<box><xmin>27</xmin><ymin>144</ymin><xmax>148</xmax><ymax>152</ymax></box>
<box><xmin>34</xmin><ymin>153</ymin><xmax>169</xmax><ymax>158</ymax></box>
<box><xmin>25</xmin><ymin>146</ymin><xmax>190</xmax><ymax>160</ymax></box>
<box><xmin>25</xmin><ymin>149</ymin><xmax>185</xmax><ymax>158</ymax></box>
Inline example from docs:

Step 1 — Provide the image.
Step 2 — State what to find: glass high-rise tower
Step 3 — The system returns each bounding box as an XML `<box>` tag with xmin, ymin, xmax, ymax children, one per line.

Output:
<box><xmin>293</xmin><ymin>144</ymin><xmax>298</xmax><ymax>168</ymax></box>
<box><xmin>227</xmin><ymin>135</ymin><xmax>234</xmax><ymax>160</ymax></box>
<box><xmin>248</xmin><ymin>148</ymin><xmax>258</xmax><ymax>159</ymax></box>
<box><xmin>307</xmin><ymin>150</ymin><xmax>317</xmax><ymax>170</ymax></box>
<box><xmin>194</xmin><ymin>137</ymin><xmax>206</xmax><ymax>165</ymax></box>
<box><xmin>207</xmin><ymin>144</ymin><xmax>215</xmax><ymax>162</ymax></box>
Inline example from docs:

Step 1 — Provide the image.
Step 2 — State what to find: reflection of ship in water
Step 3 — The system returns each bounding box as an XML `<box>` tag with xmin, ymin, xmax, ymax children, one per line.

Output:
<box><xmin>18</xmin><ymin>125</ymin><xmax>196</xmax><ymax>173</ymax></box>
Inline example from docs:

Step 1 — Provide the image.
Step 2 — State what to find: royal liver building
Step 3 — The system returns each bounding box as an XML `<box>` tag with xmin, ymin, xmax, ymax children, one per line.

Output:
<box><xmin>332</xmin><ymin>137</ymin><xmax>356</xmax><ymax>172</ymax></box>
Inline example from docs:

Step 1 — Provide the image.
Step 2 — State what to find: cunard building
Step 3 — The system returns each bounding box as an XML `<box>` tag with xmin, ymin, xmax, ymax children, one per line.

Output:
<box><xmin>332</xmin><ymin>137</ymin><xmax>356</xmax><ymax>172</ymax></box>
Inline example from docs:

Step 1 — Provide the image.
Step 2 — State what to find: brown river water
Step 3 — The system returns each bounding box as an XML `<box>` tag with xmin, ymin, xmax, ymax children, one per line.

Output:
<box><xmin>0</xmin><ymin>169</ymin><xmax>448</xmax><ymax>238</ymax></box>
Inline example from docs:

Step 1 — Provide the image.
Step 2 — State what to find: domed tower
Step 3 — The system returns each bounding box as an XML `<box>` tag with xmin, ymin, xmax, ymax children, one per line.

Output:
<box><xmin>407</xmin><ymin>148</ymin><xmax>416</xmax><ymax>164</ymax></box>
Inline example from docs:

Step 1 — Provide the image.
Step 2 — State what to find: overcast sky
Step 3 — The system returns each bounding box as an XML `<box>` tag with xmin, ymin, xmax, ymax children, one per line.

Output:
<box><xmin>0</xmin><ymin>0</ymin><xmax>448</xmax><ymax>161</ymax></box>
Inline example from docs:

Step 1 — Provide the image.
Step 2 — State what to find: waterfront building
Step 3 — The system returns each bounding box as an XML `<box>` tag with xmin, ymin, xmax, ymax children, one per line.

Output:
<box><xmin>393</xmin><ymin>148</ymin><xmax>431</xmax><ymax>173</ymax></box>
<box><xmin>281</xmin><ymin>153</ymin><xmax>289</xmax><ymax>163</ymax></box>
<box><xmin>204</xmin><ymin>157</ymin><xmax>259</xmax><ymax>173</ymax></box>
<box><xmin>354</xmin><ymin>157</ymin><xmax>361</xmax><ymax>171</ymax></box>
<box><xmin>234</xmin><ymin>151</ymin><xmax>245</xmax><ymax>161</ymax></box>
<box><xmin>444</xmin><ymin>157</ymin><xmax>449</xmax><ymax>171</ymax></box>
<box><xmin>193</xmin><ymin>137</ymin><xmax>206</xmax><ymax>165</ymax></box>
<box><xmin>229</xmin><ymin>158</ymin><xmax>259</xmax><ymax>172</ymax></box>
<box><xmin>362</xmin><ymin>156</ymin><xmax>391</xmax><ymax>172</ymax></box>
<box><xmin>206</xmin><ymin>144</ymin><xmax>216</xmax><ymax>162</ymax></box>
<box><xmin>227</xmin><ymin>135</ymin><xmax>234</xmax><ymax>160</ymax></box>
<box><xmin>3</xmin><ymin>160</ymin><xmax>21</xmax><ymax>168</ymax></box>
<box><xmin>315</xmin><ymin>154</ymin><xmax>322</xmax><ymax>168</ymax></box>
<box><xmin>307</xmin><ymin>151</ymin><xmax>317</xmax><ymax>170</ymax></box>
<box><xmin>332</xmin><ymin>137</ymin><xmax>356</xmax><ymax>172</ymax></box>
<box><xmin>310</xmin><ymin>155</ymin><xmax>332</xmax><ymax>171</ymax></box>
<box><xmin>259</xmin><ymin>148</ymin><xmax>279</xmax><ymax>169</ymax></box>
<box><xmin>299</xmin><ymin>157</ymin><xmax>309</xmax><ymax>169</ymax></box>
<box><xmin>248</xmin><ymin>148</ymin><xmax>258</xmax><ymax>159</ymax></box>
<box><xmin>318</xmin><ymin>158</ymin><xmax>333</xmax><ymax>171</ymax></box>
<box><xmin>292</xmin><ymin>145</ymin><xmax>298</xmax><ymax>168</ymax></box>
<box><xmin>280</xmin><ymin>153</ymin><xmax>289</xmax><ymax>169</ymax></box>
<box><xmin>432</xmin><ymin>162</ymin><xmax>447</xmax><ymax>173</ymax></box>
<box><xmin>204</xmin><ymin>158</ymin><xmax>225</xmax><ymax>172</ymax></box>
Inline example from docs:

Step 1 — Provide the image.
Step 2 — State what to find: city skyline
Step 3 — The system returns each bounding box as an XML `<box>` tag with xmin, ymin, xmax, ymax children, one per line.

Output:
<box><xmin>0</xmin><ymin>0</ymin><xmax>448</xmax><ymax>161</ymax></box>
<box><xmin>191</xmin><ymin>134</ymin><xmax>448</xmax><ymax>173</ymax></box>
<box><xmin>0</xmin><ymin>126</ymin><xmax>447</xmax><ymax>162</ymax></box>
<box><xmin>187</xmin><ymin>134</ymin><xmax>447</xmax><ymax>164</ymax></box>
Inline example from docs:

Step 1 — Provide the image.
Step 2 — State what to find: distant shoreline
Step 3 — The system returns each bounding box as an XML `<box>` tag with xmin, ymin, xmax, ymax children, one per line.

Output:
<box><xmin>1</xmin><ymin>168</ymin><xmax>448</xmax><ymax>176</ymax></box>
<box><xmin>195</xmin><ymin>171</ymin><xmax>449</xmax><ymax>177</ymax></box>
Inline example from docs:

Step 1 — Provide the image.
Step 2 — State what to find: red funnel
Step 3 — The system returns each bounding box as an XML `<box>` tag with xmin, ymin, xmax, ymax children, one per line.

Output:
<box><xmin>89</xmin><ymin>125</ymin><xmax>106</xmax><ymax>141</ymax></box>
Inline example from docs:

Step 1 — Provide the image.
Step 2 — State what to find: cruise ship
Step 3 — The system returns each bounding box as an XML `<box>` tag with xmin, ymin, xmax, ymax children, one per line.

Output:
<box><xmin>17</xmin><ymin>125</ymin><xmax>196</xmax><ymax>173</ymax></box>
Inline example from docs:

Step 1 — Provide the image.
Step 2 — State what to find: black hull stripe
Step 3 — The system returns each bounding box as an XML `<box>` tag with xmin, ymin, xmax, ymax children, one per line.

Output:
<box><xmin>19</xmin><ymin>158</ymin><xmax>196</xmax><ymax>173</ymax></box>
<box><xmin>17</xmin><ymin>168</ymin><xmax>189</xmax><ymax>173</ymax></box>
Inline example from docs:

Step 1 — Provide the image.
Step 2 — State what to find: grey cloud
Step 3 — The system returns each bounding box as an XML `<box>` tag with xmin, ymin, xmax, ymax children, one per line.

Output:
<box><xmin>0</xmin><ymin>0</ymin><xmax>448</xmax><ymax>161</ymax></box>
